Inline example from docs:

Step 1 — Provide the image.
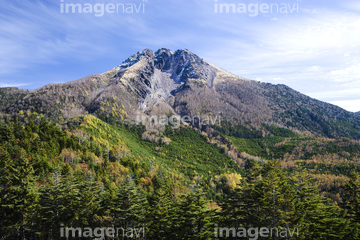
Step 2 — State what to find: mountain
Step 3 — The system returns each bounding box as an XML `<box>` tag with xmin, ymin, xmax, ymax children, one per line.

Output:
<box><xmin>357</xmin><ymin>111</ymin><xmax>360</xmax><ymax>115</ymax></box>
<box><xmin>2</xmin><ymin>48</ymin><xmax>360</xmax><ymax>139</ymax></box>
<box><xmin>2</xmin><ymin>49</ymin><xmax>360</xmax><ymax>240</ymax></box>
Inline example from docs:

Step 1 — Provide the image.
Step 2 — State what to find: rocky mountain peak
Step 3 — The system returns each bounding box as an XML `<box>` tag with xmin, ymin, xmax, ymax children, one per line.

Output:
<box><xmin>112</xmin><ymin>48</ymin><xmax>218</xmax><ymax>89</ymax></box>
<box><xmin>154</xmin><ymin>48</ymin><xmax>216</xmax><ymax>87</ymax></box>
<box><xmin>154</xmin><ymin>48</ymin><xmax>173</xmax><ymax>71</ymax></box>
<box><xmin>115</xmin><ymin>48</ymin><xmax>154</xmax><ymax>71</ymax></box>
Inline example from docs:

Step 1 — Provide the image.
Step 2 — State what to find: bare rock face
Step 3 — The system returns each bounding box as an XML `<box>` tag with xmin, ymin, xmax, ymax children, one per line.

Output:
<box><xmin>3</xmin><ymin>48</ymin><xmax>360</xmax><ymax>139</ymax></box>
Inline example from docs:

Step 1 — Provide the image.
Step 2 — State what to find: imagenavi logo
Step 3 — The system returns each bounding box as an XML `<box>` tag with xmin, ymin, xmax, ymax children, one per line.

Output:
<box><xmin>60</xmin><ymin>0</ymin><xmax>147</xmax><ymax>17</ymax></box>
<box><xmin>214</xmin><ymin>0</ymin><xmax>300</xmax><ymax>17</ymax></box>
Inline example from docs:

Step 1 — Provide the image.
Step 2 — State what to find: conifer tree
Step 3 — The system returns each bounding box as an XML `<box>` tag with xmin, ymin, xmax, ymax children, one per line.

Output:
<box><xmin>256</xmin><ymin>161</ymin><xmax>297</xmax><ymax>232</ymax></box>
<box><xmin>291</xmin><ymin>168</ymin><xmax>347</xmax><ymax>240</ymax></box>
<box><xmin>176</xmin><ymin>187</ymin><xmax>216</xmax><ymax>240</ymax></box>
<box><xmin>146</xmin><ymin>186</ymin><xmax>173</xmax><ymax>240</ymax></box>
<box><xmin>69</xmin><ymin>173</ymin><xmax>103</xmax><ymax>233</ymax></box>
<box><xmin>1</xmin><ymin>152</ymin><xmax>37</xmax><ymax>239</ymax></box>
<box><xmin>112</xmin><ymin>175</ymin><xmax>148</xmax><ymax>239</ymax></box>
<box><xmin>0</xmin><ymin>146</ymin><xmax>12</xmax><ymax>238</ymax></box>
<box><xmin>35</xmin><ymin>169</ymin><xmax>67</xmax><ymax>240</ymax></box>
<box><xmin>342</xmin><ymin>172</ymin><xmax>360</xmax><ymax>239</ymax></box>
<box><xmin>219</xmin><ymin>184</ymin><xmax>244</xmax><ymax>239</ymax></box>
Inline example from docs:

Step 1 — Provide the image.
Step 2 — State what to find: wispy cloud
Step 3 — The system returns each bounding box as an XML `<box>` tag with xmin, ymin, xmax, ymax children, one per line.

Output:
<box><xmin>0</xmin><ymin>82</ymin><xmax>30</xmax><ymax>88</ymax></box>
<box><xmin>0</xmin><ymin>0</ymin><xmax>152</xmax><ymax>75</ymax></box>
<box><xmin>329</xmin><ymin>99</ymin><xmax>360</xmax><ymax>112</ymax></box>
<box><xmin>0</xmin><ymin>0</ymin><xmax>359</xmax><ymax>111</ymax></box>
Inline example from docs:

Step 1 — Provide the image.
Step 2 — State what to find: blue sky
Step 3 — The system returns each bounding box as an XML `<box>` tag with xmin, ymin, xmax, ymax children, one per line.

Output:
<box><xmin>1</xmin><ymin>0</ymin><xmax>360</xmax><ymax>112</ymax></box>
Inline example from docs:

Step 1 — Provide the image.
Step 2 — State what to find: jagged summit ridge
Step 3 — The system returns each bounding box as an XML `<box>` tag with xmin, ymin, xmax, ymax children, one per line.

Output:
<box><xmin>111</xmin><ymin>48</ymin><xmax>218</xmax><ymax>87</ymax></box>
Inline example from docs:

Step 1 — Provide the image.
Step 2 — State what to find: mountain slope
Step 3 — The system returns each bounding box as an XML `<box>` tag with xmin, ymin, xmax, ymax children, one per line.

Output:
<box><xmin>2</xmin><ymin>48</ymin><xmax>360</xmax><ymax>139</ymax></box>
<box><xmin>0</xmin><ymin>87</ymin><xmax>29</xmax><ymax>113</ymax></box>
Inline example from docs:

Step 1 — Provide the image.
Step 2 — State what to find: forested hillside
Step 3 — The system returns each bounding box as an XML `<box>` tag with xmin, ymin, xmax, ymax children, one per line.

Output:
<box><xmin>1</xmin><ymin>112</ymin><xmax>360</xmax><ymax>239</ymax></box>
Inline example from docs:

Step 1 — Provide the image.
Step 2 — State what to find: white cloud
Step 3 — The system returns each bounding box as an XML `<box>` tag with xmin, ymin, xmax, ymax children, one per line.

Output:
<box><xmin>0</xmin><ymin>82</ymin><xmax>30</xmax><ymax>88</ymax></box>
<box><xmin>330</xmin><ymin>63</ymin><xmax>360</xmax><ymax>82</ymax></box>
<box><xmin>329</xmin><ymin>99</ymin><xmax>360</xmax><ymax>112</ymax></box>
<box><xmin>307</xmin><ymin>66</ymin><xmax>322</xmax><ymax>72</ymax></box>
<box><xmin>307</xmin><ymin>88</ymin><xmax>360</xmax><ymax>101</ymax></box>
